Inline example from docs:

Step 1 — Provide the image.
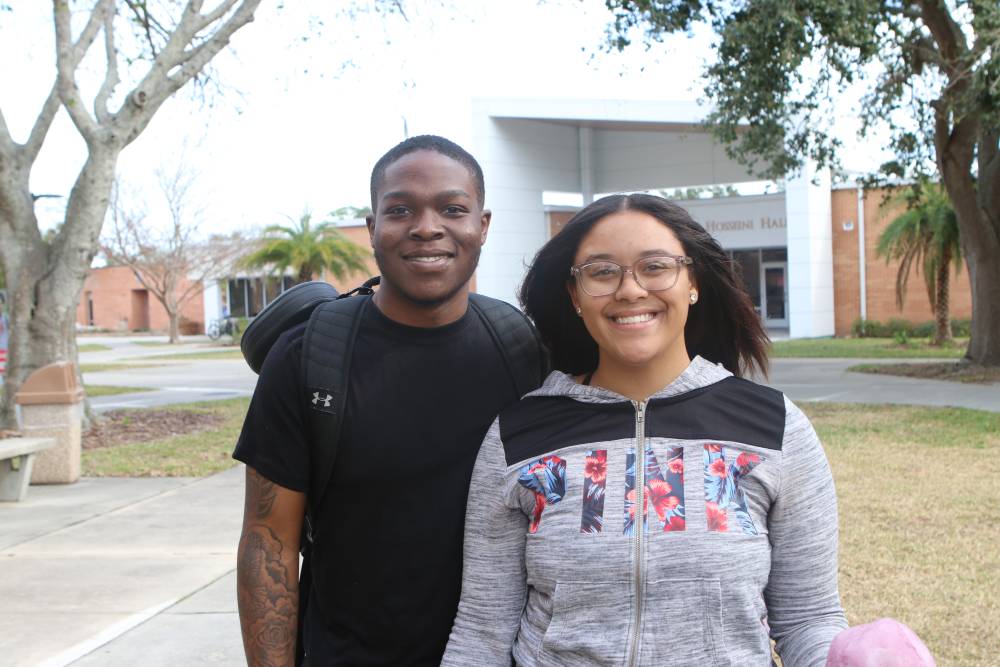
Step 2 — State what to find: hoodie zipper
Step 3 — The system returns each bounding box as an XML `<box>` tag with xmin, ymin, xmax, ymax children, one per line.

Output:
<box><xmin>626</xmin><ymin>400</ymin><xmax>647</xmax><ymax>667</ymax></box>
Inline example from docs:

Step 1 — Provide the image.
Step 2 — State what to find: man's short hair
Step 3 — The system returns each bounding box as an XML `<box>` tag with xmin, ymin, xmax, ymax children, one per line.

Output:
<box><xmin>369</xmin><ymin>135</ymin><xmax>486</xmax><ymax>211</ymax></box>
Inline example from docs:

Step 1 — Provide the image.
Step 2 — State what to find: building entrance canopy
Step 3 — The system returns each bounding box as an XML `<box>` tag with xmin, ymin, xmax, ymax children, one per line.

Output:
<box><xmin>471</xmin><ymin>98</ymin><xmax>834</xmax><ymax>338</ymax></box>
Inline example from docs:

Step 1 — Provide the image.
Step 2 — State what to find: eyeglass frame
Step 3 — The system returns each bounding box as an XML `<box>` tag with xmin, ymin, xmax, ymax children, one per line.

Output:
<box><xmin>569</xmin><ymin>254</ymin><xmax>694</xmax><ymax>297</ymax></box>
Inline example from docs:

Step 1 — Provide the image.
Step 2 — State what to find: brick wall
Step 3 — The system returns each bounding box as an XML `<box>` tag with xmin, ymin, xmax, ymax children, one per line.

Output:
<box><xmin>77</xmin><ymin>265</ymin><xmax>205</xmax><ymax>334</ymax></box>
<box><xmin>831</xmin><ymin>187</ymin><xmax>972</xmax><ymax>336</ymax></box>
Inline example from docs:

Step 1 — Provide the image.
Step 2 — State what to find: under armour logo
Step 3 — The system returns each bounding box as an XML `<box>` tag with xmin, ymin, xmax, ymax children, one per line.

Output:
<box><xmin>312</xmin><ymin>391</ymin><xmax>333</xmax><ymax>408</ymax></box>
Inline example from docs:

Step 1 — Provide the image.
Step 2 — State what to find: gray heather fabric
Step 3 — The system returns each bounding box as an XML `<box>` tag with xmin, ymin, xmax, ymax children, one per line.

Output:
<box><xmin>442</xmin><ymin>356</ymin><xmax>847</xmax><ymax>667</ymax></box>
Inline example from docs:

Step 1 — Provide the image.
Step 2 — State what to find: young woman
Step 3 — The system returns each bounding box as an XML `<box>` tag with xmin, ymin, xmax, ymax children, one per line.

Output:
<box><xmin>442</xmin><ymin>194</ymin><xmax>848</xmax><ymax>666</ymax></box>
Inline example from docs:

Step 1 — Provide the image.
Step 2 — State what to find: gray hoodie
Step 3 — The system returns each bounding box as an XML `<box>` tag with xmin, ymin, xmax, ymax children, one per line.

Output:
<box><xmin>442</xmin><ymin>357</ymin><xmax>846</xmax><ymax>667</ymax></box>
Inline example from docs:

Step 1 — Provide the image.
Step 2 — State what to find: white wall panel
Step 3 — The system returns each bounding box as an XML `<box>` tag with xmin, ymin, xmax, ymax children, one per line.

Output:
<box><xmin>785</xmin><ymin>163</ymin><xmax>835</xmax><ymax>338</ymax></box>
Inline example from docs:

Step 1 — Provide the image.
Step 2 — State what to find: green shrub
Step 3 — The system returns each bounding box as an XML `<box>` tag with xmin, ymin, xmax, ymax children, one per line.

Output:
<box><xmin>952</xmin><ymin>318</ymin><xmax>971</xmax><ymax>337</ymax></box>
<box><xmin>852</xmin><ymin>317</ymin><xmax>971</xmax><ymax>339</ymax></box>
<box><xmin>893</xmin><ymin>329</ymin><xmax>910</xmax><ymax>346</ymax></box>
<box><xmin>886</xmin><ymin>318</ymin><xmax>913</xmax><ymax>336</ymax></box>
<box><xmin>229</xmin><ymin>317</ymin><xmax>250</xmax><ymax>347</ymax></box>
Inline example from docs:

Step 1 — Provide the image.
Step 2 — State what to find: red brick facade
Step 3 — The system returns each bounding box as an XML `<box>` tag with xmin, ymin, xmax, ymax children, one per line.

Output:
<box><xmin>831</xmin><ymin>187</ymin><xmax>972</xmax><ymax>336</ymax></box>
<box><xmin>76</xmin><ymin>265</ymin><xmax>205</xmax><ymax>334</ymax></box>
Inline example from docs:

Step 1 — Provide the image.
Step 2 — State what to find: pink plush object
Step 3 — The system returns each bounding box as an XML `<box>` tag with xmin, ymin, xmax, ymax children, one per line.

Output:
<box><xmin>826</xmin><ymin>618</ymin><xmax>935</xmax><ymax>667</ymax></box>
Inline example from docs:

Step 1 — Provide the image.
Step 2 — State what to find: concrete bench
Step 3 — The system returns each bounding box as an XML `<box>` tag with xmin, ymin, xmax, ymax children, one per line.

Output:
<box><xmin>0</xmin><ymin>437</ymin><xmax>57</xmax><ymax>502</ymax></box>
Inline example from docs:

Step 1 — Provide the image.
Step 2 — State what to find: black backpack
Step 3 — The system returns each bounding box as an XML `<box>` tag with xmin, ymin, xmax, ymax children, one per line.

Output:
<box><xmin>239</xmin><ymin>277</ymin><xmax>549</xmax><ymax>662</ymax></box>
<box><xmin>241</xmin><ymin>276</ymin><xmax>548</xmax><ymax>522</ymax></box>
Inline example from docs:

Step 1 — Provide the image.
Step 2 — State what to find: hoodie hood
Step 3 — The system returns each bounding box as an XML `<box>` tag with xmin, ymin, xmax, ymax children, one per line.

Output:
<box><xmin>527</xmin><ymin>355</ymin><xmax>733</xmax><ymax>404</ymax></box>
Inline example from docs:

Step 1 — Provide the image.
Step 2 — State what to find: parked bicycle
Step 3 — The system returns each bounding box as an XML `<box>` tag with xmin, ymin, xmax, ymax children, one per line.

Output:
<box><xmin>206</xmin><ymin>316</ymin><xmax>237</xmax><ymax>341</ymax></box>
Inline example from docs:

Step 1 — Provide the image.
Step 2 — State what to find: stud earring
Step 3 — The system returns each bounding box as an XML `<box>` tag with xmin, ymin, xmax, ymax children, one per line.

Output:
<box><xmin>689</xmin><ymin>291</ymin><xmax>698</xmax><ymax>304</ymax></box>
<box><xmin>575</xmin><ymin>306</ymin><xmax>582</xmax><ymax>316</ymax></box>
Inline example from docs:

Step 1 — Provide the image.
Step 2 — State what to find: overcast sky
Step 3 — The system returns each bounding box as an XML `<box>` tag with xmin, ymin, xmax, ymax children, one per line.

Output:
<box><xmin>1</xmin><ymin>1</ymin><xmax>884</xmax><ymax>237</ymax></box>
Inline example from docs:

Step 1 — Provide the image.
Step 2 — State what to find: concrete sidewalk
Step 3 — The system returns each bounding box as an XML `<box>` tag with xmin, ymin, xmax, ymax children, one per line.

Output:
<box><xmin>0</xmin><ymin>468</ymin><xmax>245</xmax><ymax>666</ymax></box>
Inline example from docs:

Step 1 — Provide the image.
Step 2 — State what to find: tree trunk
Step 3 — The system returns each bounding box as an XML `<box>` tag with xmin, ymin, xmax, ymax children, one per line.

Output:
<box><xmin>937</xmin><ymin>126</ymin><xmax>1000</xmax><ymax>366</ymax></box>
<box><xmin>0</xmin><ymin>152</ymin><xmax>116</xmax><ymax>428</ymax></box>
<box><xmin>168</xmin><ymin>310</ymin><xmax>180</xmax><ymax>344</ymax></box>
<box><xmin>932</xmin><ymin>252</ymin><xmax>952</xmax><ymax>346</ymax></box>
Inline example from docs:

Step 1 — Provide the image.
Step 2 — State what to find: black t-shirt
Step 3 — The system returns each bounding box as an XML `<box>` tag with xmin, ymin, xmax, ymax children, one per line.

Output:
<box><xmin>233</xmin><ymin>301</ymin><xmax>521</xmax><ymax>666</ymax></box>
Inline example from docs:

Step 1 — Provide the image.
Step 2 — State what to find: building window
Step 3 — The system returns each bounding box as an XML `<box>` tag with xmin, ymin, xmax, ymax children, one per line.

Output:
<box><xmin>731</xmin><ymin>250</ymin><xmax>762</xmax><ymax>313</ymax></box>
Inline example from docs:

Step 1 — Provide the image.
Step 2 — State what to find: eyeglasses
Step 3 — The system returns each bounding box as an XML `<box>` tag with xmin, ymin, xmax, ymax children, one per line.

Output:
<box><xmin>570</xmin><ymin>255</ymin><xmax>693</xmax><ymax>297</ymax></box>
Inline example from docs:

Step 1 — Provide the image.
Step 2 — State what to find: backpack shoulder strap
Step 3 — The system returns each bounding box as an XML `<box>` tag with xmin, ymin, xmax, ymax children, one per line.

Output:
<box><xmin>301</xmin><ymin>293</ymin><xmax>372</xmax><ymax>529</ymax></box>
<box><xmin>468</xmin><ymin>292</ymin><xmax>549</xmax><ymax>398</ymax></box>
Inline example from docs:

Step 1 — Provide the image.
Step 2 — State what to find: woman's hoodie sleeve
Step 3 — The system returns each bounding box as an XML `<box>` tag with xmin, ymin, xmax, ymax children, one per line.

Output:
<box><xmin>765</xmin><ymin>397</ymin><xmax>849</xmax><ymax>666</ymax></box>
<box><xmin>441</xmin><ymin>418</ymin><xmax>528</xmax><ymax>667</ymax></box>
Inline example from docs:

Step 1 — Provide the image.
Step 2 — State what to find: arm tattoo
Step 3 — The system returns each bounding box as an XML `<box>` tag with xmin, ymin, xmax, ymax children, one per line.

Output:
<box><xmin>238</xmin><ymin>470</ymin><xmax>298</xmax><ymax>667</ymax></box>
<box><xmin>237</xmin><ymin>525</ymin><xmax>298</xmax><ymax>667</ymax></box>
<box><xmin>247</xmin><ymin>469</ymin><xmax>277</xmax><ymax>520</ymax></box>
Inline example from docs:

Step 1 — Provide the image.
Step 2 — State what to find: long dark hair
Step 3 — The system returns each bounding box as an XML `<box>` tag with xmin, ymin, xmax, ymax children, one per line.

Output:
<box><xmin>520</xmin><ymin>193</ymin><xmax>769</xmax><ymax>378</ymax></box>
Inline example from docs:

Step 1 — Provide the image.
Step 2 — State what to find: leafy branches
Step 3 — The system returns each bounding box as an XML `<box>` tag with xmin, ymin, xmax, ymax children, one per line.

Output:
<box><xmin>240</xmin><ymin>213</ymin><xmax>370</xmax><ymax>284</ymax></box>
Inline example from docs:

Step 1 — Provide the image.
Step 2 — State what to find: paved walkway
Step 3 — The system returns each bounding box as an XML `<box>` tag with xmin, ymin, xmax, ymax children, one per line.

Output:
<box><xmin>767</xmin><ymin>358</ymin><xmax>1000</xmax><ymax>412</ymax></box>
<box><xmin>0</xmin><ymin>468</ymin><xmax>244</xmax><ymax>667</ymax></box>
<box><xmin>3</xmin><ymin>350</ymin><xmax>996</xmax><ymax>666</ymax></box>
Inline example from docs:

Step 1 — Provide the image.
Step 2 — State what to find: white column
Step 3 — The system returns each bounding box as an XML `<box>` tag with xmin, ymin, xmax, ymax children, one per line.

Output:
<box><xmin>579</xmin><ymin>126</ymin><xmax>594</xmax><ymax>205</ymax></box>
<box><xmin>203</xmin><ymin>280</ymin><xmax>222</xmax><ymax>327</ymax></box>
<box><xmin>785</xmin><ymin>161</ymin><xmax>835</xmax><ymax>338</ymax></box>
<box><xmin>471</xmin><ymin>104</ymin><xmax>580</xmax><ymax>306</ymax></box>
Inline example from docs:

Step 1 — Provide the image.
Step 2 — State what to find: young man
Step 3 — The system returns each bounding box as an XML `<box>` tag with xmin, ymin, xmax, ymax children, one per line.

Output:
<box><xmin>234</xmin><ymin>136</ymin><xmax>543</xmax><ymax>666</ymax></box>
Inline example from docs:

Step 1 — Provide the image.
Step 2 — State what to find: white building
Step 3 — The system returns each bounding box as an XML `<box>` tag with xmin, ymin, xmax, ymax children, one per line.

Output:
<box><xmin>470</xmin><ymin>98</ymin><xmax>835</xmax><ymax>338</ymax></box>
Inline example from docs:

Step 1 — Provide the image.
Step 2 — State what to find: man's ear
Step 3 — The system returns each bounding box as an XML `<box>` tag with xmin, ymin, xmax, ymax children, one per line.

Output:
<box><xmin>479</xmin><ymin>209</ymin><xmax>492</xmax><ymax>245</ymax></box>
<box><xmin>365</xmin><ymin>214</ymin><xmax>376</xmax><ymax>246</ymax></box>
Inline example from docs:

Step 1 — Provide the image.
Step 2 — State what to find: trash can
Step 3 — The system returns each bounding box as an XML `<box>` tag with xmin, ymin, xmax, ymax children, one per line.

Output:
<box><xmin>15</xmin><ymin>362</ymin><xmax>85</xmax><ymax>484</ymax></box>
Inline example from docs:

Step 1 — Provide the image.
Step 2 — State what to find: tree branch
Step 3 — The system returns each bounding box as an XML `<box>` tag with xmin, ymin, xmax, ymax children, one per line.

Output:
<box><xmin>93</xmin><ymin>6</ymin><xmax>119</xmax><ymax>124</ymax></box>
<box><xmin>196</xmin><ymin>0</ymin><xmax>239</xmax><ymax>32</ymax></box>
<box><xmin>0</xmin><ymin>105</ymin><xmax>14</xmax><ymax>154</ymax></box>
<box><xmin>53</xmin><ymin>0</ymin><xmax>113</xmax><ymax>141</ymax></box>
<box><xmin>916</xmin><ymin>0</ymin><xmax>969</xmax><ymax>79</ymax></box>
<box><xmin>164</xmin><ymin>1</ymin><xmax>259</xmax><ymax>94</ymax></box>
<box><xmin>22</xmin><ymin>83</ymin><xmax>61</xmax><ymax>161</ymax></box>
<box><xmin>110</xmin><ymin>0</ymin><xmax>261</xmax><ymax>146</ymax></box>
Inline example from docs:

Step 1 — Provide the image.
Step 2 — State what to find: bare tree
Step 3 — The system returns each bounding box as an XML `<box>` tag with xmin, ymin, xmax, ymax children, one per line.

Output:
<box><xmin>0</xmin><ymin>1</ymin><xmax>262</xmax><ymax>427</ymax></box>
<box><xmin>103</xmin><ymin>169</ymin><xmax>244</xmax><ymax>343</ymax></box>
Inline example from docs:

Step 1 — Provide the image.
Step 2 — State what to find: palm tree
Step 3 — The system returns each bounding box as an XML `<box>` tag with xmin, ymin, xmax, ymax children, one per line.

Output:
<box><xmin>241</xmin><ymin>212</ymin><xmax>369</xmax><ymax>283</ymax></box>
<box><xmin>876</xmin><ymin>181</ymin><xmax>962</xmax><ymax>345</ymax></box>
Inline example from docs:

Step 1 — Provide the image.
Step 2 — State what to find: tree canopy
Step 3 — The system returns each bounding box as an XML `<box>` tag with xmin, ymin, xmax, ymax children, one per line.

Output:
<box><xmin>240</xmin><ymin>212</ymin><xmax>370</xmax><ymax>283</ymax></box>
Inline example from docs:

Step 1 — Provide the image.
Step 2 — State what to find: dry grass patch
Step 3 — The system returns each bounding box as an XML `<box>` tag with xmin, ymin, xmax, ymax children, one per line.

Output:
<box><xmin>803</xmin><ymin>403</ymin><xmax>1000</xmax><ymax>666</ymax></box>
<box><xmin>849</xmin><ymin>361</ymin><xmax>1000</xmax><ymax>384</ymax></box>
<box><xmin>82</xmin><ymin>397</ymin><xmax>249</xmax><ymax>477</ymax></box>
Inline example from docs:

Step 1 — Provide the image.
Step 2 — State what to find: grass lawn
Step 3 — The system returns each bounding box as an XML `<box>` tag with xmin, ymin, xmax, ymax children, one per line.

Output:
<box><xmin>77</xmin><ymin>343</ymin><xmax>112</xmax><ymax>353</ymax></box>
<box><xmin>83</xmin><ymin>397</ymin><xmax>249</xmax><ymax>477</ymax></box>
<box><xmin>771</xmin><ymin>337</ymin><xmax>968</xmax><ymax>358</ymax></box>
<box><xmin>803</xmin><ymin>402</ymin><xmax>1000</xmax><ymax>666</ymax></box>
<box><xmin>81</xmin><ymin>398</ymin><xmax>997</xmax><ymax>664</ymax></box>
<box><xmin>83</xmin><ymin>384</ymin><xmax>154</xmax><ymax>397</ymax></box>
<box><xmin>80</xmin><ymin>362</ymin><xmax>166</xmax><ymax>373</ymax></box>
<box><xmin>144</xmin><ymin>349</ymin><xmax>243</xmax><ymax>361</ymax></box>
<box><xmin>849</xmin><ymin>362</ymin><xmax>1000</xmax><ymax>384</ymax></box>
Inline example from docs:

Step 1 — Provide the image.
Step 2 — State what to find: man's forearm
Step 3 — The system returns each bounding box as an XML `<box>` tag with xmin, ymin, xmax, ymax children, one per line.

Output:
<box><xmin>237</xmin><ymin>472</ymin><xmax>300</xmax><ymax>667</ymax></box>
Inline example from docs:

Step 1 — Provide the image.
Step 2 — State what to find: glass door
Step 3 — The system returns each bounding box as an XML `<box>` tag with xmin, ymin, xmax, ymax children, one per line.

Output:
<box><xmin>761</xmin><ymin>262</ymin><xmax>788</xmax><ymax>328</ymax></box>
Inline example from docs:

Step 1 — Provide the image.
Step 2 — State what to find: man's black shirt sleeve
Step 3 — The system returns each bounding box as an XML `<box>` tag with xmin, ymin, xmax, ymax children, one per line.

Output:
<box><xmin>232</xmin><ymin>323</ymin><xmax>310</xmax><ymax>492</ymax></box>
